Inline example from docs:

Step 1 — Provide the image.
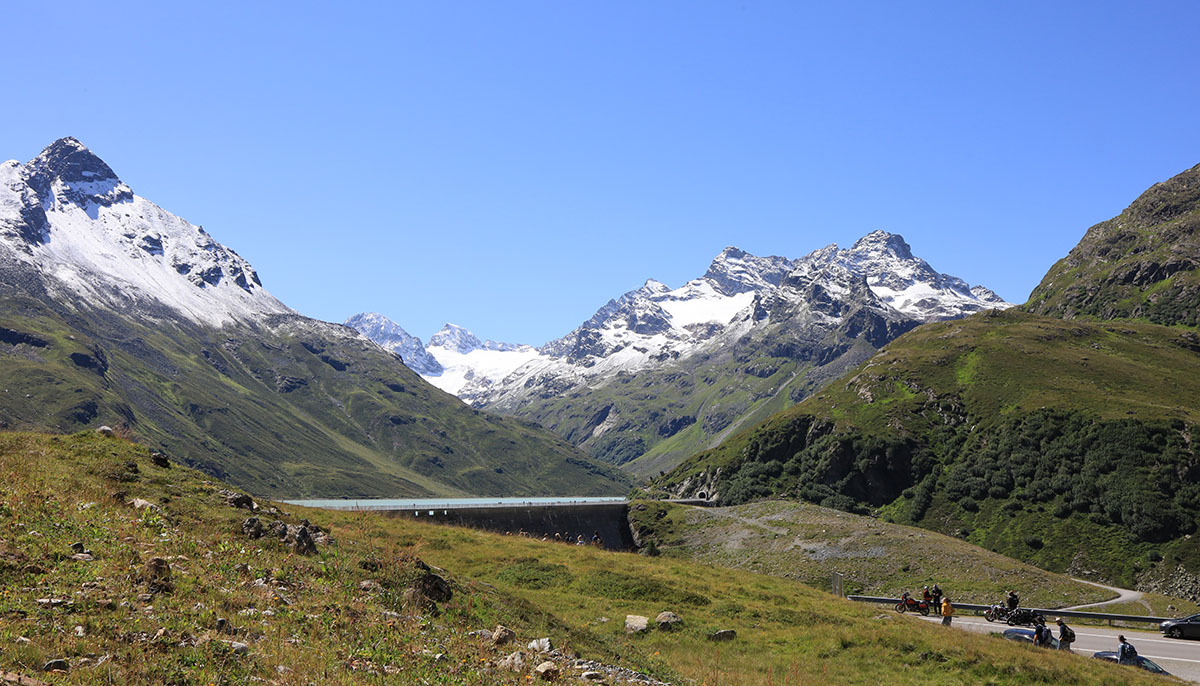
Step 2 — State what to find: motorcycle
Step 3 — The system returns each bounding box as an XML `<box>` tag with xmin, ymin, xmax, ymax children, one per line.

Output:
<box><xmin>1005</xmin><ymin>607</ymin><xmax>1046</xmax><ymax>627</ymax></box>
<box><xmin>984</xmin><ymin>604</ymin><xmax>1011</xmax><ymax>623</ymax></box>
<box><xmin>895</xmin><ymin>594</ymin><xmax>930</xmax><ymax>616</ymax></box>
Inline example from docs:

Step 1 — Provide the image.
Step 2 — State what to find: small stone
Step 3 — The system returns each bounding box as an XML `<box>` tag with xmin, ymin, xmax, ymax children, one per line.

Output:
<box><xmin>128</xmin><ymin>498</ymin><xmax>161</xmax><ymax>513</ymax></box>
<box><xmin>220</xmin><ymin>490</ymin><xmax>256</xmax><ymax>510</ymax></box>
<box><xmin>96</xmin><ymin>426</ymin><xmax>114</xmax><ymax>437</ymax></box>
<box><xmin>70</xmin><ymin>542</ymin><xmax>86</xmax><ymax>554</ymax></box>
<box><xmin>359</xmin><ymin>579</ymin><xmax>383</xmax><ymax>593</ymax></box>
<box><xmin>534</xmin><ymin>661</ymin><xmax>559</xmax><ymax>680</ymax></box>
<box><xmin>655</xmin><ymin>611</ymin><xmax>682</xmax><ymax>631</ymax></box>
<box><xmin>144</xmin><ymin>557</ymin><xmax>174</xmax><ymax>594</ymax></box>
<box><xmin>74</xmin><ymin>625</ymin><xmax>85</xmax><ymax>637</ymax></box>
<box><xmin>228</xmin><ymin>641</ymin><xmax>250</xmax><ymax>655</ymax></box>
<box><xmin>242</xmin><ymin>518</ymin><xmax>264</xmax><ymax>540</ymax></box>
<box><xmin>581</xmin><ymin>672</ymin><xmax>605</xmax><ymax>681</ymax></box>
<box><xmin>150</xmin><ymin>452</ymin><xmax>171</xmax><ymax>468</ymax></box>
<box><xmin>528</xmin><ymin>637</ymin><xmax>553</xmax><ymax>653</ymax></box>
<box><xmin>276</xmin><ymin>665</ymin><xmax>292</xmax><ymax>674</ymax></box>
<box><xmin>497</xmin><ymin>651</ymin><xmax>526</xmax><ymax>672</ymax></box>
<box><xmin>491</xmin><ymin>625</ymin><xmax>517</xmax><ymax>647</ymax></box>
<box><xmin>624</xmin><ymin>615</ymin><xmax>649</xmax><ymax>634</ymax></box>
<box><xmin>71</xmin><ymin>553</ymin><xmax>95</xmax><ymax>562</ymax></box>
<box><xmin>43</xmin><ymin>658</ymin><xmax>69</xmax><ymax>671</ymax></box>
<box><xmin>16</xmin><ymin>636</ymin><xmax>31</xmax><ymax>645</ymax></box>
<box><xmin>708</xmin><ymin>629</ymin><xmax>737</xmax><ymax>642</ymax></box>
<box><xmin>292</xmin><ymin>526</ymin><xmax>317</xmax><ymax>555</ymax></box>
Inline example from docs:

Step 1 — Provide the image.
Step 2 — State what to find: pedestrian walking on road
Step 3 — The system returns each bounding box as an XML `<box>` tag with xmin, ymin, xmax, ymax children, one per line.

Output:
<box><xmin>941</xmin><ymin>597</ymin><xmax>954</xmax><ymax>626</ymax></box>
<box><xmin>1117</xmin><ymin>635</ymin><xmax>1137</xmax><ymax>664</ymax></box>
<box><xmin>1055</xmin><ymin>618</ymin><xmax>1075</xmax><ymax>652</ymax></box>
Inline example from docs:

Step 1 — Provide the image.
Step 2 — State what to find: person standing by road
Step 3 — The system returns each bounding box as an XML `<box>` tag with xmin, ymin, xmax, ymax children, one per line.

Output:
<box><xmin>1006</xmin><ymin>590</ymin><xmax>1020</xmax><ymax>610</ymax></box>
<box><xmin>1055</xmin><ymin>618</ymin><xmax>1075</xmax><ymax>652</ymax></box>
<box><xmin>930</xmin><ymin>584</ymin><xmax>943</xmax><ymax>615</ymax></box>
<box><xmin>941</xmin><ymin>597</ymin><xmax>954</xmax><ymax>626</ymax></box>
<box><xmin>1117</xmin><ymin>635</ymin><xmax>1137</xmax><ymax>664</ymax></box>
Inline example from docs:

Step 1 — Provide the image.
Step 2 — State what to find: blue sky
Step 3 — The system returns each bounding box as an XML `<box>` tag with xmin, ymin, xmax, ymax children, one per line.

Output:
<box><xmin>4</xmin><ymin>1</ymin><xmax>1200</xmax><ymax>345</ymax></box>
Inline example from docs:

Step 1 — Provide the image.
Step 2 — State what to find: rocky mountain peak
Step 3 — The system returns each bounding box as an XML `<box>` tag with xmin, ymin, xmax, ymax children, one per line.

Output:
<box><xmin>701</xmin><ymin>245</ymin><xmax>796</xmax><ymax>296</ymax></box>
<box><xmin>848</xmin><ymin>230</ymin><xmax>914</xmax><ymax>260</ymax></box>
<box><xmin>0</xmin><ymin>137</ymin><xmax>290</xmax><ymax>327</ymax></box>
<box><xmin>345</xmin><ymin>313</ymin><xmax>444</xmax><ymax>376</ymax></box>
<box><xmin>28</xmin><ymin>137</ymin><xmax>120</xmax><ymax>184</ymax></box>
<box><xmin>428</xmin><ymin>323</ymin><xmax>484</xmax><ymax>353</ymax></box>
<box><xmin>23</xmin><ymin>137</ymin><xmax>132</xmax><ymax>208</ymax></box>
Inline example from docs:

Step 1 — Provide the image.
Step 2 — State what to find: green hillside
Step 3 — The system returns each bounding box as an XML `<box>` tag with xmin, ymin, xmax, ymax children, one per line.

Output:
<box><xmin>503</xmin><ymin>336</ymin><xmax>877</xmax><ymax>481</ymax></box>
<box><xmin>0</xmin><ymin>431</ymin><xmax>1168</xmax><ymax>685</ymax></box>
<box><xmin>0</xmin><ymin>294</ymin><xmax>627</xmax><ymax>498</ymax></box>
<box><xmin>1026</xmin><ymin>162</ymin><xmax>1200</xmax><ymax>325</ymax></box>
<box><xmin>656</xmin><ymin>310</ymin><xmax>1200</xmax><ymax>585</ymax></box>
<box><xmin>655</xmin><ymin>163</ymin><xmax>1200</xmax><ymax>587</ymax></box>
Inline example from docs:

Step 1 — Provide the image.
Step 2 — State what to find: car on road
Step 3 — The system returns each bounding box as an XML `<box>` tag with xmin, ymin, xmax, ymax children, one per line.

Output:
<box><xmin>1091</xmin><ymin>651</ymin><xmax>1172</xmax><ymax>676</ymax></box>
<box><xmin>1160</xmin><ymin>613</ymin><xmax>1200</xmax><ymax>639</ymax></box>
<box><xmin>1001</xmin><ymin>628</ymin><xmax>1059</xmax><ymax>649</ymax></box>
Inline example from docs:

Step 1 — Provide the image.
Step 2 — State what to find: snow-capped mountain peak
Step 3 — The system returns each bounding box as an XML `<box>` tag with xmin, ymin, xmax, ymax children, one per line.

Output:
<box><xmin>0</xmin><ymin>138</ymin><xmax>291</xmax><ymax>327</ymax></box>
<box><xmin>701</xmin><ymin>246</ymin><xmax>797</xmax><ymax>296</ymax></box>
<box><xmin>344</xmin><ymin>312</ymin><xmax>444</xmax><ymax>376</ymax></box>
<box><xmin>428</xmin><ymin>323</ymin><xmax>484</xmax><ymax>354</ymax></box>
<box><xmin>848</xmin><ymin>229</ymin><xmax>915</xmax><ymax>260</ymax></box>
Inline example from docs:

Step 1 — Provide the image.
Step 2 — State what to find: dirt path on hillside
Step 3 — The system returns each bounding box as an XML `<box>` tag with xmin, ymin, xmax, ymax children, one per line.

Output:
<box><xmin>1060</xmin><ymin>577</ymin><xmax>1151</xmax><ymax>612</ymax></box>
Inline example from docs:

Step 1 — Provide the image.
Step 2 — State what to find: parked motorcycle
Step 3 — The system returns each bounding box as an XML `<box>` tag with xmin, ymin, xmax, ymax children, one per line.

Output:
<box><xmin>984</xmin><ymin>604</ymin><xmax>1011</xmax><ymax>622</ymax></box>
<box><xmin>1005</xmin><ymin>607</ymin><xmax>1046</xmax><ymax>626</ymax></box>
<box><xmin>895</xmin><ymin>593</ymin><xmax>930</xmax><ymax>616</ymax></box>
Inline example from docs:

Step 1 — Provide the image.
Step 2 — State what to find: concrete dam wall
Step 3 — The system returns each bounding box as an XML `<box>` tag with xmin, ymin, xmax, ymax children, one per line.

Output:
<box><xmin>383</xmin><ymin>502</ymin><xmax>636</xmax><ymax>551</ymax></box>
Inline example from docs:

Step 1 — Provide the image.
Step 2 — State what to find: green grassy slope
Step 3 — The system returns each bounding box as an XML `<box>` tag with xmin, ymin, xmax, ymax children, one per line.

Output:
<box><xmin>655</xmin><ymin>310</ymin><xmax>1200</xmax><ymax>585</ymax></box>
<box><xmin>0</xmin><ymin>294</ymin><xmax>628</xmax><ymax>498</ymax></box>
<box><xmin>0</xmin><ymin>432</ymin><xmax>1168</xmax><ymax>685</ymax></box>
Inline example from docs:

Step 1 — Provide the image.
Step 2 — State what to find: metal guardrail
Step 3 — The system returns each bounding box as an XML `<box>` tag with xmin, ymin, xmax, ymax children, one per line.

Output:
<box><xmin>847</xmin><ymin>595</ymin><xmax>1169</xmax><ymax>624</ymax></box>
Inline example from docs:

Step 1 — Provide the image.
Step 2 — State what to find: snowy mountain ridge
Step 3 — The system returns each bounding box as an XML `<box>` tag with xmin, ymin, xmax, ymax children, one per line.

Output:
<box><xmin>0</xmin><ymin>138</ymin><xmax>291</xmax><ymax>327</ymax></box>
<box><xmin>350</xmin><ymin>230</ymin><xmax>1013</xmax><ymax>408</ymax></box>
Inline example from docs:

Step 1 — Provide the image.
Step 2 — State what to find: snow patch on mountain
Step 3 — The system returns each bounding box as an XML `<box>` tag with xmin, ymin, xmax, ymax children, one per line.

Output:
<box><xmin>0</xmin><ymin>138</ymin><xmax>290</xmax><ymax>327</ymax></box>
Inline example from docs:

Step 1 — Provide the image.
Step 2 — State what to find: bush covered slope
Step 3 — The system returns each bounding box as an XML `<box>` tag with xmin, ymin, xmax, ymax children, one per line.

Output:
<box><xmin>656</xmin><ymin>310</ymin><xmax>1200</xmax><ymax>585</ymax></box>
<box><xmin>0</xmin><ymin>432</ymin><xmax>1169</xmax><ymax>685</ymax></box>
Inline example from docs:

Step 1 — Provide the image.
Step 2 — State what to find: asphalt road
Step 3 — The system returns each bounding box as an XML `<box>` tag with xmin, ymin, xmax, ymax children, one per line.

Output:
<box><xmin>918</xmin><ymin>614</ymin><xmax>1200</xmax><ymax>682</ymax></box>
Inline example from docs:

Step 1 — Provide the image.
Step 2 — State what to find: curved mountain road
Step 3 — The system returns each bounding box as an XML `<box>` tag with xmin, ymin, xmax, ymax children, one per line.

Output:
<box><xmin>916</xmin><ymin>614</ymin><xmax>1200</xmax><ymax>682</ymax></box>
<box><xmin>1061</xmin><ymin>577</ymin><xmax>1149</xmax><ymax>612</ymax></box>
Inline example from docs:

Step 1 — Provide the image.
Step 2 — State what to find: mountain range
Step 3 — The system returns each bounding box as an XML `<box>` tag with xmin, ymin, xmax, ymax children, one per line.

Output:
<box><xmin>654</xmin><ymin>161</ymin><xmax>1200</xmax><ymax>588</ymax></box>
<box><xmin>0</xmin><ymin>138</ymin><xmax>628</xmax><ymax>497</ymax></box>
<box><xmin>351</xmin><ymin>231</ymin><xmax>1011</xmax><ymax>477</ymax></box>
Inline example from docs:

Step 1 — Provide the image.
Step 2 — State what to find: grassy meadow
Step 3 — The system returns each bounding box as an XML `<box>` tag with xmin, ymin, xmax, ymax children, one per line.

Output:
<box><xmin>0</xmin><ymin>431</ymin><xmax>1179</xmax><ymax>685</ymax></box>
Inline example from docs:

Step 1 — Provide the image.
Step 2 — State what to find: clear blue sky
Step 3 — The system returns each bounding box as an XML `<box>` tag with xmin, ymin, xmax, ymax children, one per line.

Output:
<box><xmin>4</xmin><ymin>1</ymin><xmax>1199</xmax><ymax>345</ymax></box>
